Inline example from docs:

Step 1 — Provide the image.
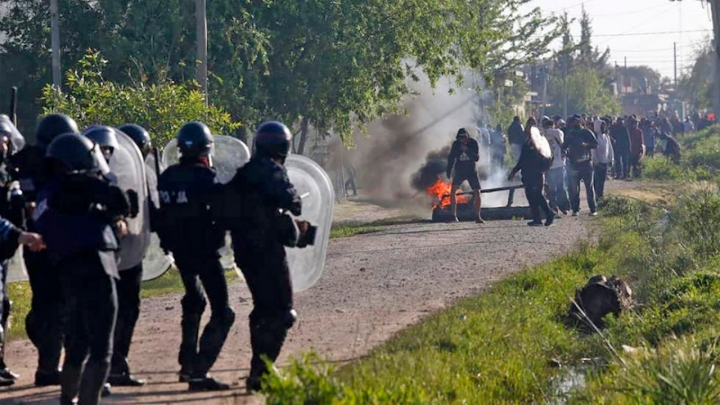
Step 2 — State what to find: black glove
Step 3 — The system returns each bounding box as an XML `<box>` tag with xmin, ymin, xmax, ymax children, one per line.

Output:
<box><xmin>126</xmin><ymin>189</ymin><xmax>139</xmax><ymax>218</ymax></box>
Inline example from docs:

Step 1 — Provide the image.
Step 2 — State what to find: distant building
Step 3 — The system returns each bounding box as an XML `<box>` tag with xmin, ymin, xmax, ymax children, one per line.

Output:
<box><xmin>621</xmin><ymin>93</ymin><xmax>668</xmax><ymax>117</ymax></box>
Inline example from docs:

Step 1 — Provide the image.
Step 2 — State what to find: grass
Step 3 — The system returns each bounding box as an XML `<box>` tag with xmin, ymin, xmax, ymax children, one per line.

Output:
<box><xmin>260</xmin><ymin>186</ymin><xmax>720</xmax><ymax>404</ymax></box>
<box><xmin>330</xmin><ymin>215</ymin><xmax>424</xmax><ymax>239</ymax></box>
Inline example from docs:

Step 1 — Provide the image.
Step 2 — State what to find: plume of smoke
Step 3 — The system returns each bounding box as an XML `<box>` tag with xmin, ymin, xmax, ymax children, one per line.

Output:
<box><xmin>344</xmin><ymin>70</ymin><xmax>514</xmax><ymax>209</ymax></box>
<box><xmin>348</xmin><ymin>74</ymin><xmax>479</xmax><ymax>205</ymax></box>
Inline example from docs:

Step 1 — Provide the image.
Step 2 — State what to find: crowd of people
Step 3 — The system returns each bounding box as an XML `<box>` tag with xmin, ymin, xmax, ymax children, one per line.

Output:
<box><xmin>447</xmin><ymin>109</ymin><xmax>705</xmax><ymax>226</ymax></box>
<box><xmin>0</xmin><ymin>114</ymin><xmax>311</xmax><ymax>405</ymax></box>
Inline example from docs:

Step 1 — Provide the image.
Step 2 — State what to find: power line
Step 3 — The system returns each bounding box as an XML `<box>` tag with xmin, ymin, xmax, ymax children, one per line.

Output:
<box><xmin>593</xmin><ymin>29</ymin><xmax>711</xmax><ymax>37</ymax></box>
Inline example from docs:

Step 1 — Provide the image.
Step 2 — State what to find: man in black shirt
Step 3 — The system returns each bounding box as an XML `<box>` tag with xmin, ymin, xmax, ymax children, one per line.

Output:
<box><xmin>446</xmin><ymin>128</ymin><xmax>484</xmax><ymax>223</ymax></box>
<box><xmin>563</xmin><ymin>115</ymin><xmax>599</xmax><ymax>216</ymax></box>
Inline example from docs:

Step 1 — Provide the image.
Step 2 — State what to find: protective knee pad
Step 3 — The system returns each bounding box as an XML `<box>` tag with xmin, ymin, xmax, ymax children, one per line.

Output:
<box><xmin>181</xmin><ymin>293</ymin><xmax>207</xmax><ymax>318</ymax></box>
<box><xmin>205</xmin><ymin>307</ymin><xmax>236</xmax><ymax>338</ymax></box>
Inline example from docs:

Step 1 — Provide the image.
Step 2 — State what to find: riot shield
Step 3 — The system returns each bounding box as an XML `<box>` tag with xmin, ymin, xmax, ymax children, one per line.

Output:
<box><xmin>531</xmin><ymin>126</ymin><xmax>552</xmax><ymax>159</ymax></box>
<box><xmin>109</xmin><ymin>129</ymin><xmax>151</xmax><ymax>271</ymax></box>
<box><xmin>5</xmin><ymin>246</ymin><xmax>27</xmax><ymax>282</ymax></box>
<box><xmin>161</xmin><ymin>135</ymin><xmax>250</xmax><ymax>271</ymax></box>
<box><xmin>285</xmin><ymin>155</ymin><xmax>334</xmax><ymax>292</ymax></box>
<box><xmin>162</xmin><ymin>135</ymin><xmax>250</xmax><ymax>184</ymax></box>
<box><xmin>0</xmin><ymin>115</ymin><xmax>26</xmax><ymax>152</ymax></box>
<box><xmin>141</xmin><ymin>155</ymin><xmax>175</xmax><ymax>281</ymax></box>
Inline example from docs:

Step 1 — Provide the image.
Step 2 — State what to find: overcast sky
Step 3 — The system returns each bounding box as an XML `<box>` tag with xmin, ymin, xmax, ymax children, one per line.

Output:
<box><xmin>521</xmin><ymin>0</ymin><xmax>714</xmax><ymax>79</ymax></box>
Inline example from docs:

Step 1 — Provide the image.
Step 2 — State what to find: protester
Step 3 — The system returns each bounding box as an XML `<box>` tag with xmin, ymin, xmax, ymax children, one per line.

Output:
<box><xmin>563</xmin><ymin>115</ymin><xmax>598</xmax><ymax>216</ymax></box>
<box><xmin>628</xmin><ymin>117</ymin><xmax>645</xmax><ymax>179</ymax></box>
<box><xmin>542</xmin><ymin>118</ymin><xmax>569</xmax><ymax>215</ymax></box>
<box><xmin>592</xmin><ymin>122</ymin><xmax>614</xmax><ymax>203</ymax></box>
<box><xmin>609</xmin><ymin>117</ymin><xmax>630</xmax><ymax>180</ymax></box>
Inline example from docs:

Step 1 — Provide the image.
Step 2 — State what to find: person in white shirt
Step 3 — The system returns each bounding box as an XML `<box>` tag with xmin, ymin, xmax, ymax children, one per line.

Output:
<box><xmin>592</xmin><ymin>122</ymin><xmax>614</xmax><ymax>203</ymax></box>
<box><xmin>542</xmin><ymin>118</ymin><xmax>570</xmax><ymax>214</ymax></box>
<box><xmin>593</xmin><ymin>117</ymin><xmax>603</xmax><ymax>137</ymax></box>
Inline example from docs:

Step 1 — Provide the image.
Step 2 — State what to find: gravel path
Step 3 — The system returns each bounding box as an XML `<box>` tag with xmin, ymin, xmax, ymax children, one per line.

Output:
<box><xmin>0</xmin><ymin>181</ymin><xmax>623</xmax><ymax>405</ymax></box>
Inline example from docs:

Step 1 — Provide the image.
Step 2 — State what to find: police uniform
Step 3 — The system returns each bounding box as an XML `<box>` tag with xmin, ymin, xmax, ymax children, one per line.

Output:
<box><xmin>224</xmin><ymin>121</ymin><xmax>305</xmax><ymax>392</ymax></box>
<box><xmin>155</xmin><ymin>122</ymin><xmax>234</xmax><ymax>391</ymax></box>
<box><xmin>10</xmin><ymin>114</ymin><xmax>78</xmax><ymax>386</ymax></box>
<box><xmin>35</xmin><ymin>133</ymin><xmax>130</xmax><ymax>405</ymax></box>
<box><xmin>84</xmin><ymin>125</ymin><xmax>146</xmax><ymax>387</ymax></box>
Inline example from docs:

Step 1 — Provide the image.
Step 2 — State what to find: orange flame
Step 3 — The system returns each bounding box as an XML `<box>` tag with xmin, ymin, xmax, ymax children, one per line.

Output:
<box><xmin>427</xmin><ymin>178</ymin><xmax>470</xmax><ymax>209</ymax></box>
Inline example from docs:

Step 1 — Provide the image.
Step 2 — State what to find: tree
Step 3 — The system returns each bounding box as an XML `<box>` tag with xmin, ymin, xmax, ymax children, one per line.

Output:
<box><xmin>1</xmin><ymin>0</ymin><xmax>560</xmax><ymax>152</ymax></box>
<box><xmin>547</xmin><ymin>67</ymin><xmax>620</xmax><ymax>116</ymax></box>
<box><xmin>41</xmin><ymin>51</ymin><xmax>238</xmax><ymax>146</ymax></box>
<box><xmin>678</xmin><ymin>40</ymin><xmax>713</xmax><ymax>112</ymax></box>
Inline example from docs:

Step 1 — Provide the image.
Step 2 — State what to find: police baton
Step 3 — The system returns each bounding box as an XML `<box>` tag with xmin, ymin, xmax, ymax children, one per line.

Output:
<box><xmin>8</xmin><ymin>87</ymin><xmax>17</xmax><ymax>125</ymax></box>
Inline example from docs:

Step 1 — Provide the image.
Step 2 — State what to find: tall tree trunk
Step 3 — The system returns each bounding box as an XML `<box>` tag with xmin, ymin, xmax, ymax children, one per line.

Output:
<box><xmin>297</xmin><ymin>117</ymin><xmax>310</xmax><ymax>155</ymax></box>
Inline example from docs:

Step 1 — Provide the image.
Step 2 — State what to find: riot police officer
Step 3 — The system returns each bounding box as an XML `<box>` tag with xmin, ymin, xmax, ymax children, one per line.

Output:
<box><xmin>119</xmin><ymin>124</ymin><xmax>152</xmax><ymax>159</ymax></box>
<box><xmin>35</xmin><ymin>133</ymin><xmax>131</xmax><ymax>405</ymax></box>
<box><xmin>9</xmin><ymin>113</ymin><xmax>78</xmax><ymax>386</ymax></box>
<box><xmin>82</xmin><ymin>125</ymin><xmax>146</xmax><ymax>387</ymax></box>
<box><xmin>224</xmin><ymin>121</ymin><xmax>309</xmax><ymax>392</ymax></box>
<box><xmin>0</xmin><ymin>116</ymin><xmax>28</xmax><ymax>384</ymax></box>
<box><xmin>155</xmin><ymin>122</ymin><xmax>234</xmax><ymax>391</ymax></box>
<box><xmin>82</xmin><ymin>126</ymin><xmax>119</xmax><ymax>163</ymax></box>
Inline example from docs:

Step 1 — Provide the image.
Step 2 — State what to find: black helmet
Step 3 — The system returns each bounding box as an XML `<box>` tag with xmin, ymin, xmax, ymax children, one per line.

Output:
<box><xmin>36</xmin><ymin>114</ymin><xmax>79</xmax><ymax>148</ymax></box>
<box><xmin>82</xmin><ymin>125</ymin><xmax>119</xmax><ymax>152</ymax></box>
<box><xmin>177</xmin><ymin>121</ymin><xmax>213</xmax><ymax>159</ymax></box>
<box><xmin>46</xmin><ymin>133</ymin><xmax>110</xmax><ymax>175</ymax></box>
<box><xmin>254</xmin><ymin>121</ymin><xmax>292</xmax><ymax>159</ymax></box>
<box><xmin>119</xmin><ymin>124</ymin><xmax>151</xmax><ymax>157</ymax></box>
<box><xmin>456</xmin><ymin>128</ymin><xmax>469</xmax><ymax>139</ymax></box>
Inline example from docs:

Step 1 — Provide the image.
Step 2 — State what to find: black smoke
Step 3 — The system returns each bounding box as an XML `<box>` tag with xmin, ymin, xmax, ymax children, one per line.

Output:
<box><xmin>411</xmin><ymin>146</ymin><xmax>451</xmax><ymax>191</ymax></box>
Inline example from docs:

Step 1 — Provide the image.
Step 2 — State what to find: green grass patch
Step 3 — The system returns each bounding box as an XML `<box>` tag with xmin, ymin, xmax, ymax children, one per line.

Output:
<box><xmin>331</xmin><ymin>215</ymin><xmax>424</xmax><ymax>239</ymax></box>
<box><xmin>260</xmin><ymin>186</ymin><xmax>720</xmax><ymax>404</ymax></box>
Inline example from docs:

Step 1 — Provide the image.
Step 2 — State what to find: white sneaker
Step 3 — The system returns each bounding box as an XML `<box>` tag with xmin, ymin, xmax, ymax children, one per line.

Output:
<box><xmin>589</xmin><ymin>212</ymin><xmax>598</xmax><ymax>217</ymax></box>
<box><xmin>572</xmin><ymin>211</ymin><xmax>579</xmax><ymax>217</ymax></box>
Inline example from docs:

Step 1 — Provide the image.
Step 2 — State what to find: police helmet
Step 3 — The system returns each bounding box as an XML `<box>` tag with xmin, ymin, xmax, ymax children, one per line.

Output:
<box><xmin>254</xmin><ymin>121</ymin><xmax>292</xmax><ymax>159</ymax></box>
<box><xmin>119</xmin><ymin>124</ymin><xmax>151</xmax><ymax>157</ymax></box>
<box><xmin>82</xmin><ymin>125</ymin><xmax>119</xmax><ymax>151</ymax></box>
<box><xmin>46</xmin><ymin>133</ymin><xmax>110</xmax><ymax>176</ymax></box>
<box><xmin>177</xmin><ymin>121</ymin><xmax>213</xmax><ymax>159</ymax></box>
<box><xmin>36</xmin><ymin>114</ymin><xmax>79</xmax><ymax>149</ymax></box>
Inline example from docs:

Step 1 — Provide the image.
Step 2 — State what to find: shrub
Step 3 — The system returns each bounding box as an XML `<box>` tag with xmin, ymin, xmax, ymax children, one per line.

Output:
<box><xmin>41</xmin><ymin>50</ymin><xmax>239</xmax><ymax>146</ymax></box>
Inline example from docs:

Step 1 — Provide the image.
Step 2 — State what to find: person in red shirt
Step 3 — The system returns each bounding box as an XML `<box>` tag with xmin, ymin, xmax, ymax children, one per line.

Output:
<box><xmin>628</xmin><ymin>118</ymin><xmax>645</xmax><ymax>179</ymax></box>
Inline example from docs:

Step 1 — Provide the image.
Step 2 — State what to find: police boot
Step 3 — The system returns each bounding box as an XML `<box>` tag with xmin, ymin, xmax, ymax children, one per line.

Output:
<box><xmin>0</xmin><ymin>355</ymin><xmax>19</xmax><ymax>381</ymax></box>
<box><xmin>59</xmin><ymin>363</ymin><xmax>82</xmax><ymax>405</ymax></box>
<box><xmin>246</xmin><ymin>311</ymin><xmax>295</xmax><ymax>393</ymax></box>
<box><xmin>188</xmin><ymin>374</ymin><xmax>230</xmax><ymax>392</ymax></box>
<box><xmin>194</xmin><ymin>308</ymin><xmax>235</xmax><ymax>378</ymax></box>
<box><xmin>107</xmin><ymin>357</ymin><xmax>145</xmax><ymax>387</ymax></box>
<box><xmin>77</xmin><ymin>361</ymin><xmax>110</xmax><ymax>405</ymax></box>
<box><xmin>178</xmin><ymin>312</ymin><xmax>203</xmax><ymax>382</ymax></box>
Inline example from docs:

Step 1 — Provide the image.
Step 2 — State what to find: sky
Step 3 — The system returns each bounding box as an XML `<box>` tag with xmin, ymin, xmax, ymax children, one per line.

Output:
<box><xmin>520</xmin><ymin>0</ymin><xmax>715</xmax><ymax>80</ymax></box>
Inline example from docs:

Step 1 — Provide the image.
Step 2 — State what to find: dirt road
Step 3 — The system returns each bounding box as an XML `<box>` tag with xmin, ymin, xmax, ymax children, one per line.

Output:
<box><xmin>0</xmin><ymin>191</ymin><xmax>604</xmax><ymax>404</ymax></box>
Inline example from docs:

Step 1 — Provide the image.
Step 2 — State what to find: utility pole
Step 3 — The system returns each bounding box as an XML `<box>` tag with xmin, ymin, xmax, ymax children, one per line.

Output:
<box><xmin>674</xmin><ymin>42</ymin><xmax>678</xmax><ymax>88</ymax></box>
<box><xmin>563</xmin><ymin>53</ymin><xmax>568</xmax><ymax>118</ymax></box>
<box><xmin>196</xmin><ymin>0</ymin><xmax>208</xmax><ymax>103</ymax></box>
<box><xmin>711</xmin><ymin>0</ymin><xmax>720</xmax><ymax>119</ymax></box>
<box><xmin>50</xmin><ymin>0</ymin><xmax>61</xmax><ymax>92</ymax></box>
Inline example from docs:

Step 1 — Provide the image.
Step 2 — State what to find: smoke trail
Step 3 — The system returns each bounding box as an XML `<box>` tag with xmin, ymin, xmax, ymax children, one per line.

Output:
<box><xmin>343</xmin><ymin>70</ymin><xmax>515</xmax><ymax>209</ymax></box>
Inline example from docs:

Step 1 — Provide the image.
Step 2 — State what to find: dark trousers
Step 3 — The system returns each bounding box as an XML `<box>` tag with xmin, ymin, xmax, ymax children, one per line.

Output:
<box><xmin>524</xmin><ymin>177</ymin><xmax>553</xmax><ymax>223</ymax></box>
<box><xmin>235</xmin><ymin>244</ymin><xmax>294</xmax><ymax>378</ymax></box>
<box><xmin>629</xmin><ymin>154</ymin><xmax>642</xmax><ymax>178</ymax></box>
<box><xmin>546</xmin><ymin>166</ymin><xmax>570</xmax><ymax>212</ymax></box>
<box><xmin>614</xmin><ymin>151</ymin><xmax>629</xmax><ymax>179</ymax></box>
<box><xmin>59</xmin><ymin>251</ymin><xmax>117</xmax><ymax>405</ymax></box>
<box><xmin>174</xmin><ymin>253</ymin><xmax>234</xmax><ymax>378</ymax></box>
<box><xmin>25</xmin><ymin>250</ymin><xmax>64</xmax><ymax>373</ymax></box>
<box><xmin>569</xmin><ymin>161</ymin><xmax>597</xmax><ymax>213</ymax></box>
<box><xmin>111</xmin><ymin>264</ymin><xmax>142</xmax><ymax>375</ymax></box>
<box><xmin>0</xmin><ymin>260</ymin><xmax>9</xmax><ymax>368</ymax></box>
<box><xmin>594</xmin><ymin>164</ymin><xmax>608</xmax><ymax>200</ymax></box>
<box><xmin>344</xmin><ymin>178</ymin><xmax>357</xmax><ymax>196</ymax></box>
